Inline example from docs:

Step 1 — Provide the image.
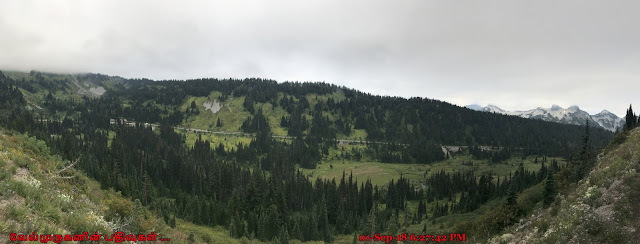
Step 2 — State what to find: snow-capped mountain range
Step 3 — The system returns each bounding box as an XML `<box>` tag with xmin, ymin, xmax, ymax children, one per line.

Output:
<box><xmin>465</xmin><ymin>104</ymin><xmax>624</xmax><ymax>132</ymax></box>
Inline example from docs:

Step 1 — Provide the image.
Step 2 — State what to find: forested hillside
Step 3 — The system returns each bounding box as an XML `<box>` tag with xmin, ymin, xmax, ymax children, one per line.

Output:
<box><xmin>0</xmin><ymin>70</ymin><xmax>617</xmax><ymax>243</ymax></box>
<box><xmin>0</xmin><ymin>129</ymin><xmax>270</xmax><ymax>243</ymax></box>
<box><xmin>486</xmin><ymin>126</ymin><xmax>640</xmax><ymax>243</ymax></box>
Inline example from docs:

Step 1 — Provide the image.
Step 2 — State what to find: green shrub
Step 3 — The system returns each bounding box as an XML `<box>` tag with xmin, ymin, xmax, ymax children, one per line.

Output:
<box><xmin>543</xmin><ymin>221</ymin><xmax>573</xmax><ymax>244</ymax></box>
<box><xmin>18</xmin><ymin>133</ymin><xmax>50</xmax><ymax>156</ymax></box>
<box><xmin>517</xmin><ymin>184</ymin><xmax>543</xmax><ymax>213</ymax></box>
<box><xmin>550</xmin><ymin>200</ymin><xmax>560</xmax><ymax>216</ymax></box>
<box><xmin>582</xmin><ymin>214</ymin><xmax>604</xmax><ymax>236</ymax></box>
<box><xmin>105</xmin><ymin>197</ymin><xmax>134</xmax><ymax>220</ymax></box>
<box><xmin>578</xmin><ymin>214</ymin><xmax>627</xmax><ymax>244</ymax></box>
<box><xmin>0</xmin><ymin>220</ymin><xmax>19</xmax><ymax>235</ymax></box>
<box><xmin>0</xmin><ymin>169</ymin><xmax>10</xmax><ymax>181</ymax></box>
<box><xmin>37</xmin><ymin>198</ymin><xmax>62</xmax><ymax>224</ymax></box>
<box><xmin>65</xmin><ymin>211</ymin><xmax>108</xmax><ymax>235</ymax></box>
<box><xmin>604</xmin><ymin>131</ymin><xmax>628</xmax><ymax>153</ymax></box>
<box><xmin>12</xmin><ymin>154</ymin><xmax>30</xmax><ymax>168</ymax></box>
<box><xmin>584</xmin><ymin>187</ymin><xmax>602</xmax><ymax>208</ymax></box>
<box><xmin>200</xmin><ymin>232</ymin><xmax>213</xmax><ymax>243</ymax></box>
<box><xmin>42</xmin><ymin>207</ymin><xmax>62</xmax><ymax>224</ymax></box>
<box><xmin>10</xmin><ymin>180</ymin><xmax>39</xmax><ymax>200</ymax></box>
<box><xmin>27</xmin><ymin>160</ymin><xmax>39</xmax><ymax>173</ymax></box>
<box><xmin>535</xmin><ymin>219</ymin><xmax>550</xmax><ymax>233</ymax></box>
<box><xmin>472</xmin><ymin>205</ymin><xmax>519</xmax><ymax>238</ymax></box>
<box><xmin>6</xmin><ymin>203</ymin><xmax>29</xmax><ymax>220</ymax></box>
<box><xmin>65</xmin><ymin>212</ymin><xmax>90</xmax><ymax>234</ymax></box>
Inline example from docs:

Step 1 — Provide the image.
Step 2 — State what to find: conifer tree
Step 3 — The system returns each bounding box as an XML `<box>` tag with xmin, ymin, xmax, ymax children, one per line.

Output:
<box><xmin>230</xmin><ymin>211</ymin><xmax>247</xmax><ymax>238</ymax></box>
<box><xmin>626</xmin><ymin>104</ymin><xmax>637</xmax><ymax>130</ymax></box>
<box><xmin>543</xmin><ymin>169</ymin><xmax>556</xmax><ymax>206</ymax></box>
<box><xmin>229</xmin><ymin>215</ymin><xmax>237</xmax><ymax>238</ymax></box>
<box><xmin>573</xmin><ymin>120</ymin><xmax>593</xmax><ymax>182</ymax></box>
<box><xmin>170</xmin><ymin>214</ymin><xmax>176</xmax><ymax>228</ymax></box>
<box><xmin>402</xmin><ymin>208</ymin><xmax>409</xmax><ymax>236</ymax></box>
<box><xmin>318</xmin><ymin>193</ymin><xmax>331</xmax><ymax>243</ymax></box>
<box><xmin>367</xmin><ymin>206</ymin><xmax>376</xmax><ymax>244</ymax></box>
<box><xmin>291</xmin><ymin>218</ymin><xmax>303</xmax><ymax>241</ymax></box>
<box><xmin>278</xmin><ymin>225</ymin><xmax>289</xmax><ymax>244</ymax></box>
<box><xmin>386</xmin><ymin>213</ymin><xmax>399</xmax><ymax>244</ymax></box>
<box><xmin>506</xmin><ymin>185</ymin><xmax>517</xmax><ymax>206</ymax></box>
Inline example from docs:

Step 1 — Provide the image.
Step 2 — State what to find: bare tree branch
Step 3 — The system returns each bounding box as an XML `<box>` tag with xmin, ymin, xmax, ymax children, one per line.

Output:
<box><xmin>56</xmin><ymin>156</ymin><xmax>81</xmax><ymax>174</ymax></box>
<box><xmin>52</xmin><ymin>175</ymin><xmax>76</xmax><ymax>179</ymax></box>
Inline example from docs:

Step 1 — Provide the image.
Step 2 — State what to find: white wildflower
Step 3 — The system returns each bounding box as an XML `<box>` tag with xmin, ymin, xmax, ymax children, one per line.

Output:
<box><xmin>86</xmin><ymin>210</ymin><xmax>113</xmax><ymax>230</ymax></box>
<box><xmin>59</xmin><ymin>193</ymin><xmax>73</xmax><ymax>203</ymax></box>
<box><xmin>584</xmin><ymin>186</ymin><xmax>597</xmax><ymax>199</ymax></box>
<box><xmin>543</xmin><ymin>225</ymin><xmax>557</xmax><ymax>238</ymax></box>
<box><xmin>25</xmin><ymin>176</ymin><xmax>41</xmax><ymax>188</ymax></box>
<box><xmin>500</xmin><ymin>233</ymin><xmax>513</xmax><ymax>242</ymax></box>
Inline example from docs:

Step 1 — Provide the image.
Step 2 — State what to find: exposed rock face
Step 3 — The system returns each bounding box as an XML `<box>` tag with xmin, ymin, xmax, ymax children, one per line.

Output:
<box><xmin>203</xmin><ymin>99</ymin><xmax>222</xmax><ymax>113</ymax></box>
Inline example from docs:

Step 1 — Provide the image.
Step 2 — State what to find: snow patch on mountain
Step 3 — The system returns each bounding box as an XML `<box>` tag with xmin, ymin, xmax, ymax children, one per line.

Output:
<box><xmin>465</xmin><ymin>104</ymin><xmax>483</xmax><ymax>111</ymax></box>
<box><xmin>465</xmin><ymin>104</ymin><xmax>623</xmax><ymax>132</ymax></box>
<box><xmin>592</xmin><ymin>110</ymin><xmax>625</xmax><ymax>132</ymax></box>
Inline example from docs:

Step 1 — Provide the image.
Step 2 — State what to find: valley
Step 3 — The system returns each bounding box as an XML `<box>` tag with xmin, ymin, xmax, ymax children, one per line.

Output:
<box><xmin>3</xmin><ymin>2</ymin><xmax>639</xmax><ymax>243</ymax></box>
<box><xmin>1</xmin><ymin>70</ymin><xmax>636</xmax><ymax>243</ymax></box>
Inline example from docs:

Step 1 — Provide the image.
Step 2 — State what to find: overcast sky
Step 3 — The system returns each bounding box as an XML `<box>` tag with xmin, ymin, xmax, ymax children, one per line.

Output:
<box><xmin>1</xmin><ymin>0</ymin><xmax>639</xmax><ymax>116</ymax></box>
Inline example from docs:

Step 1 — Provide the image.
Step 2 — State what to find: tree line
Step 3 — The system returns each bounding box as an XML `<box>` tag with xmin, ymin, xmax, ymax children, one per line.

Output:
<box><xmin>0</xmin><ymin>70</ymin><xmax>617</xmax><ymax>242</ymax></box>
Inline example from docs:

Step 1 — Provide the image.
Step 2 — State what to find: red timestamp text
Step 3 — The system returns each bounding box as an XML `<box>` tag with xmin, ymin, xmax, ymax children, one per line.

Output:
<box><xmin>359</xmin><ymin>233</ymin><xmax>466</xmax><ymax>243</ymax></box>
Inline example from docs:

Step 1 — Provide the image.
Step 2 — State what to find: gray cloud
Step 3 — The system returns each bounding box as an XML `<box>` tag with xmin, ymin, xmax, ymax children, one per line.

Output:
<box><xmin>1</xmin><ymin>0</ymin><xmax>639</xmax><ymax>116</ymax></box>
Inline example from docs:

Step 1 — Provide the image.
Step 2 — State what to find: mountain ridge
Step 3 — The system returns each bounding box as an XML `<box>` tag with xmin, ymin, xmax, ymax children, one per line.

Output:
<box><xmin>466</xmin><ymin>104</ymin><xmax>624</xmax><ymax>132</ymax></box>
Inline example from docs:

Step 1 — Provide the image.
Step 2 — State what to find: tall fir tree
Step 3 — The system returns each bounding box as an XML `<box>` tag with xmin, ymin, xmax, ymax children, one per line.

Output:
<box><xmin>506</xmin><ymin>185</ymin><xmax>517</xmax><ymax>206</ymax></box>
<box><xmin>278</xmin><ymin>225</ymin><xmax>289</xmax><ymax>244</ymax></box>
<box><xmin>318</xmin><ymin>193</ymin><xmax>332</xmax><ymax>243</ymax></box>
<box><xmin>386</xmin><ymin>213</ymin><xmax>399</xmax><ymax>244</ymax></box>
<box><xmin>543</xmin><ymin>169</ymin><xmax>556</xmax><ymax>206</ymax></box>
<box><xmin>625</xmin><ymin>104</ymin><xmax>637</xmax><ymax>130</ymax></box>
<box><xmin>573</xmin><ymin>120</ymin><xmax>593</xmax><ymax>182</ymax></box>
<box><xmin>367</xmin><ymin>205</ymin><xmax>376</xmax><ymax>244</ymax></box>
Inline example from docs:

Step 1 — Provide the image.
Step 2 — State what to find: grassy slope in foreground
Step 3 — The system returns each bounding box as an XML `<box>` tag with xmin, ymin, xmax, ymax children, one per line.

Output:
<box><xmin>489</xmin><ymin>128</ymin><xmax>640</xmax><ymax>244</ymax></box>
<box><xmin>0</xmin><ymin>130</ymin><xmax>271</xmax><ymax>244</ymax></box>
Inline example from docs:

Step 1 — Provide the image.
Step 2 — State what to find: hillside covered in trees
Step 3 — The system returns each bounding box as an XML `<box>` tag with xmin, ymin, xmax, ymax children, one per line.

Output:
<box><xmin>485</xmin><ymin>125</ymin><xmax>640</xmax><ymax>244</ymax></box>
<box><xmin>0</xmin><ymin>70</ymin><xmax>622</xmax><ymax>243</ymax></box>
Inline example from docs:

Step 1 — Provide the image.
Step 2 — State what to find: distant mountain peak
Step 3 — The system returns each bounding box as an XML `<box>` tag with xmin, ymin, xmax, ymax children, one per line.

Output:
<box><xmin>470</xmin><ymin>104</ymin><xmax>623</xmax><ymax>132</ymax></box>
<box><xmin>482</xmin><ymin>104</ymin><xmax>506</xmax><ymax>113</ymax></box>
<box><xmin>465</xmin><ymin>104</ymin><xmax>483</xmax><ymax>111</ymax></box>
<box><xmin>597</xmin><ymin>110</ymin><xmax>613</xmax><ymax>115</ymax></box>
